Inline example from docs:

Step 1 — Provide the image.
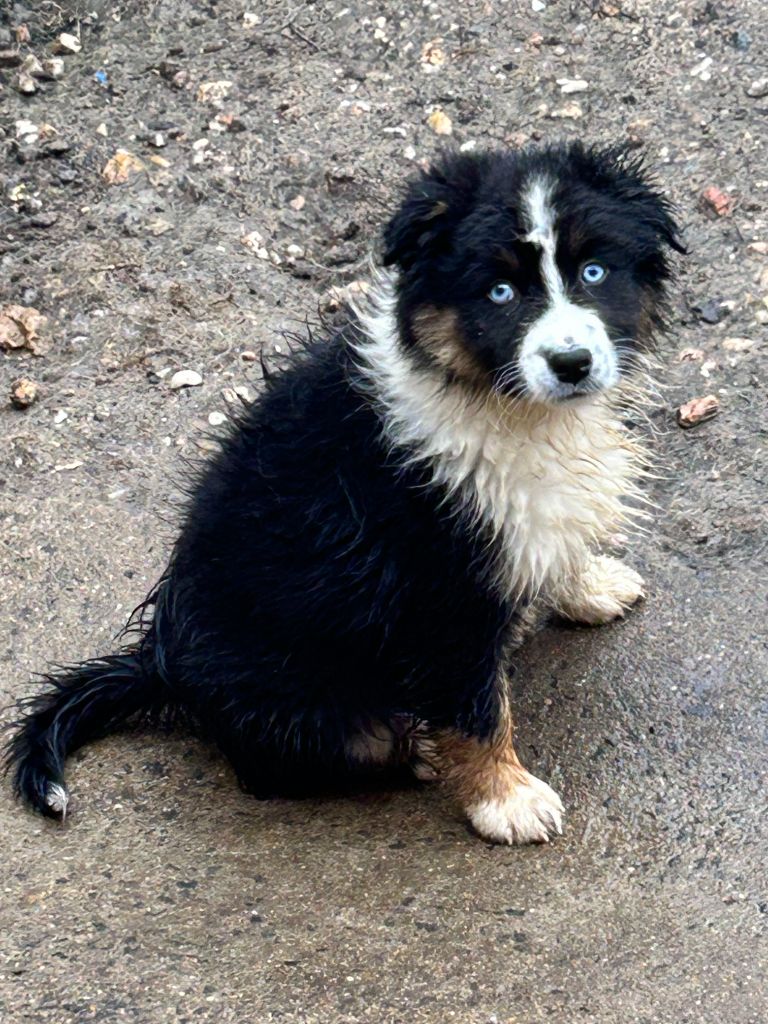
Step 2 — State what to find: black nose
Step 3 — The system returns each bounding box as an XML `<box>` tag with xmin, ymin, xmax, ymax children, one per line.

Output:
<box><xmin>546</xmin><ymin>347</ymin><xmax>593</xmax><ymax>385</ymax></box>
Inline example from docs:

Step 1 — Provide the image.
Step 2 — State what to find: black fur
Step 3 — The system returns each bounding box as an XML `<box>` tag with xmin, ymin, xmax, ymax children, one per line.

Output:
<box><xmin>4</xmin><ymin>142</ymin><xmax>682</xmax><ymax>821</ymax></box>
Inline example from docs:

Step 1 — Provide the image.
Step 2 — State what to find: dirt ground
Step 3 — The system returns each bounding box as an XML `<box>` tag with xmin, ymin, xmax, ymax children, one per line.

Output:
<box><xmin>1</xmin><ymin>0</ymin><xmax>766</xmax><ymax>1021</ymax></box>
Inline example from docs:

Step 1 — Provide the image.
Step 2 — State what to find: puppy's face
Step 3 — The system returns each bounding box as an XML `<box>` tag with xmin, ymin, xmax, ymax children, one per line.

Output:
<box><xmin>384</xmin><ymin>144</ymin><xmax>683</xmax><ymax>404</ymax></box>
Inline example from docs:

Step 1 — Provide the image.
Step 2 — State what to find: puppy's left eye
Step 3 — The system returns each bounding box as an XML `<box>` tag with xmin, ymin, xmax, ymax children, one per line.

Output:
<box><xmin>488</xmin><ymin>281</ymin><xmax>517</xmax><ymax>304</ymax></box>
<box><xmin>581</xmin><ymin>262</ymin><xmax>608</xmax><ymax>285</ymax></box>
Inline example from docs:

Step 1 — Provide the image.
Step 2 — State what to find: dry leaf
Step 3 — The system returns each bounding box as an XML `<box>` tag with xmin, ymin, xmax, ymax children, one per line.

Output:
<box><xmin>102</xmin><ymin>150</ymin><xmax>145</xmax><ymax>184</ymax></box>
<box><xmin>0</xmin><ymin>304</ymin><xmax>49</xmax><ymax>355</ymax></box>
<box><xmin>427</xmin><ymin>110</ymin><xmax>453</xmax><ymax>136</ymax></box>
<box><xmin>677</xmin><ymin>394</ymin><xmax>719</xmax><ymax>428</ymax></box>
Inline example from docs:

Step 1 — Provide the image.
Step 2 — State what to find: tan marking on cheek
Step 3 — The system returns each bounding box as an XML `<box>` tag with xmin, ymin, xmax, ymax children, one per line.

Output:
<box><xmin>410</xmin><ymin>305</ymin><xmax>487</xmax><ymax>384</ymax></box>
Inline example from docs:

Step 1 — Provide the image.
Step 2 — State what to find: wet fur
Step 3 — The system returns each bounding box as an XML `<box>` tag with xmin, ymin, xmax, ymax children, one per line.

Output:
<box><xmin>4</xmin><ymin>142</ymin><xmax>682</xmax><ymax>842</ymax></box>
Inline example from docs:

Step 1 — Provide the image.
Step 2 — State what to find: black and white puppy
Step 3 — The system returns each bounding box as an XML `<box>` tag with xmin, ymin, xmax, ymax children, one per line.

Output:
<box><xmin>6</xmin><ymin>143</ymin><xmax>683</xmax><ymax>844</ymax></box>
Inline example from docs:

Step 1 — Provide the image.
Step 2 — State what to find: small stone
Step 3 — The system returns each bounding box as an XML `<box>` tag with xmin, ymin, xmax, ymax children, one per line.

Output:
<box><xmin>721</xmin><ymin>337</ymin><xmax>754</xmax><ymax>352</ymax></box>
<box><xmin>691</xmin><ymin>298</ymin><xmax>731</xmax><ymax>324</ymax></box>
<box><xmin>745</xmin><ymin>78</ymin><xmax>768</xmax><ymax>99</ymax></box>
<box><xmin>241</xmin><ymin>350</ymin><xmax>257</xmax><ymax>362</ymax></box>
<box><xmin>196</xmin><ymin>80</ymin><xmax>233</xmax><ymax>104</ymax></box>
<box><xmin>747</xmin><ymin>241</ymin><xmax>768</xmax><ymax>256</ymax></box>
<box><xmin>16</xmin><ymin>70</ymin><xmax>37</xmax><ymax>94</ymax></box>
<box><xmin>21</xmin><ymin>53</ymin><xmax>45</xmax><ymax>78</ymax></box>
<box><xmin>10</xmin><ymin>377</ymin><xmax>38</xmax><ymax>409</ymax></box>
<box><xmin>557</xmin><ymin>78</ymin><xmax>589</xmax><ymax>94</ymax></box>
<box><xmin>52</xmin><ymin>32</ymin><xmax>82</xmax><ymax>55</ymax></box>
<box><xmin>0</xmin><ymin>48</ymin><xmax>22</xmax><ymax>68</ymax></box>
<box><xmin>700</xmin><ymin>186</ymin><xmax>733</xmax><ymax>218</ymax></box>
<box><xmin>286</xmin><ymin>244</ymin><xmax>304</xmax><ymax>258</ymax></box>
<box><xmin>40</xmin><ymin>57</ymin><xmax>64</xmax><ymax>79</ymax></box>
<box><xmin>532</xmin><ymin>0</ymin><xmax>546</xmax><ymax>10</ymax></box>
<box><xmin>243</xmin><ymin>12</ymin><xmax>260</xmax><ymax>28</ymax></box>
<box><xmin>730</xmin><ymin>29</ymin><xmax>751</xmax><ymax>52</ymax></box>
<box><xmin>169</xmin><ymin>369</ymin><xmax>203</xmax><ymax>389</ymax></box>
<box><xmin>208</xmin><ymin>411</ymin><xmax>227</xmax><ymax>426</ymax></box>
<box><xmin>53</xmin><ymin>408</ymin><xmax>68</xmax><ymax>424</ymax></box>
<box><xmin>427</xmin><ymin>110</ymin><xmax>453</xmax><ymax>136</ymax></box>
<box><xmin>102</xmin><ymin>150</ymin><xmax>145</xmax><ymax>185</ymax></box>
<box><xmin>289</xmin><ymin>194</ymin><xmax>306</xmax><ymax>211</ymax></box>
<box><xmin>15</xmin><ymin>119</ymin><xmax>39</xmax><ymax>144</ymax></box>
<box><xmin>677</xmin><ymin>394</ymin><xmax>719</xmax><ymax>428</ymax></box>
<box><xmin>549</xmin><ymin>102</ymin><xmax>583</xmax><ymax>119</ymax></box>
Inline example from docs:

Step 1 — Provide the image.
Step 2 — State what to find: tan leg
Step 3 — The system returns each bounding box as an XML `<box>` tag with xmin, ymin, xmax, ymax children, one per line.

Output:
<box><xmin>552</xmin><ymin>554</ymin><xmax>645</xmax><ymax>626</ymax></box>
<box><xmin>433</xmin><ymin>698</ymin><xmax>564</xmax><ymax>845</ymax></box>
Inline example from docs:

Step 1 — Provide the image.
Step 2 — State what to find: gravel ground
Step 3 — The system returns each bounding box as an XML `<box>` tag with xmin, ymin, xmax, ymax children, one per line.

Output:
<box><xmin>1</xmin><ymin>1</ymin><xmax>766</xmax><ymax>1022</ymax></box>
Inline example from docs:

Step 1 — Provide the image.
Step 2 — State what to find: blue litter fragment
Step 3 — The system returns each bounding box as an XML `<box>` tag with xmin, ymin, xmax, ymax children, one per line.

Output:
<box><xmin>94</xmin><ymin>70</ymin><xmax>109</xmax><ymax>86</ymax></box>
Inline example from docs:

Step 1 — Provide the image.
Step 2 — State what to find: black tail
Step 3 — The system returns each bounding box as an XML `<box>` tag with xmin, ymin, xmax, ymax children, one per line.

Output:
<box><xmin>4</xmin><ymin>648</ymin><xmax>166</xmax><ymax>819</ymax></box>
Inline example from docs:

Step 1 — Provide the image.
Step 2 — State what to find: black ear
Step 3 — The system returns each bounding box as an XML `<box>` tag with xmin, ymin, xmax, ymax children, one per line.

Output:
<box><xmin>599</xmin><ymin>146</ymin><xmax>687</xmax><ymax>255</ymax></box>
<box><xmin>644</xmin><ymin>196</ymin><xmax>687</xmax><ymax>255</ymax></box>
<box><xmin>382</xmin><ymin>152</ymin><xmax>488</xmax><ymax>271</ymax></box>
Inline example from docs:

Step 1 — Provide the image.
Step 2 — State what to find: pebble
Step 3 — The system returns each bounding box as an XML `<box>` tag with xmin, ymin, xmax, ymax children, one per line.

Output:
<box><xmin>700</xmin><ymin>186</ymin><xmax>733</xmax><ymax>217</ymax></box>
<box><xmin>208</xmin><ymin>411</ymin><xmax>227</xmax><ymax>426</ymax></box>
<box><xmin>721</xmin><ymin>337</ymin><xmax>754</xmax><ymax>352</ymax></box>
<box><xmin>677</xmin><ymin>395</ymin><xmax>719</xmax><ymax>428</ymax></box>
<box><xmin>16</xmin><ymin>69</ymin><xmax>37</xmax><ymax>94</ymax></box>
<box><xmin>52</xmin><ymin>32</ymin><xmax>82</xmax><ymax>55</ymax></box>
<box><xmin>53</xmin><ymin>409</ymin><xmax>69</xmax><ymax>424</ymax></box>
<box><xmin>289</xmin><ymin>195</ymin><xmax>306</xmax><ymax>211</ymax></box>
<box><xmin>427</xmin><ymin>110</ymin><xmax>453</xmax><ymax>136</ymax></box>
<box><xmin>10</xmin><ymin>377</ymin><xmax>38</xmax><ymax>409</ymax></box>
<box><xmin>169</xmin><ymin>369</ymin><xmax>203</xmax><ymax>389</ymax></box>
<box><xmin>691</xmin><ymin>298</ymin><xmax>732</xmax><ymax>324</ymax></box>
<box><xmin>745</xmin><ymin>78</ymin><xmax>768</xmax><ymax>98</ymax></box>
<box><xmin>40</xmin><ymin>57</ymin><xmax>64</xmax><ymax>79</ymax></box>
<box><xmin>557</xmin><ymin>78</ymin><xmax>589</xmax><ymax>94</ymax></box>
<box><xmin>730</xmin><ymin>29</ymin><xmax>751</xmax><ymax>52</ymax></box>
<box><xmin>241</xmin><ymin>350</ymin><xmax>257</xmax><ymax>362</ymax></box>
<box><xmin>550</xmin><ymin>102</ymin><xmax>583</xmax><ymax>119</ymax></box>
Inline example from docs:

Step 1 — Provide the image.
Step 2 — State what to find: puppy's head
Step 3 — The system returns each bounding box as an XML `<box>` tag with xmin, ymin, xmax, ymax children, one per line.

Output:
<box><xmin>383</xmin><ymin>143</ymin><xmax>684</xmax><ymax>404</ymax></box>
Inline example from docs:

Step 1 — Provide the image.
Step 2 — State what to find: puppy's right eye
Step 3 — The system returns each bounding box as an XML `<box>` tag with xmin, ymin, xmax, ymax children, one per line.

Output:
<box><xmin>488</xmin><ymin>281</ymin><xmax>517</xmax><ymax>305</ymax></box>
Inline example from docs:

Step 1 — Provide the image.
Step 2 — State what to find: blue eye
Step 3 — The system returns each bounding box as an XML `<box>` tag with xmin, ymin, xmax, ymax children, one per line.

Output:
<box><xmin>581</xmin><ymin>262</ymin><xmax>607</xmax><ymax>285</ymax></box>
<box><xmin>488</xmin><ymin>281</ymin><xmax>517</xmax><ymax>304</ymax></box>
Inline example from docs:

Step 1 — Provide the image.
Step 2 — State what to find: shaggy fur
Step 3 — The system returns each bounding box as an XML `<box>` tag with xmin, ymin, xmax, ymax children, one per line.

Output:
<box><xmin>4</xmin><ymin>142</ymin><xmax>682</xmax><ymax>843</ymax></box>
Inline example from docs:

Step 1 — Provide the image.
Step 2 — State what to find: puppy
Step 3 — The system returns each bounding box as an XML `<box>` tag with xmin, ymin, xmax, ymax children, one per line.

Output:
<box><xmin>5</xmin><ymin>142</ymin><xmax>683</xmax><ymax>843</ymax></box>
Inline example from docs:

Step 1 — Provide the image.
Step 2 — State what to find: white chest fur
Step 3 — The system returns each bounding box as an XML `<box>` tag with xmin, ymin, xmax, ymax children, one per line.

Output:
<box><xmin>355</xmin><ymin>286</ymin><xmax>645</xmax><ymax>598</ymax></box>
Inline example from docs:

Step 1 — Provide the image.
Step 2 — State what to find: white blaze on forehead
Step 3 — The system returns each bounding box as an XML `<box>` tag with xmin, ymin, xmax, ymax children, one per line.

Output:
<box><xmin>522</xmin><ymin>176</ymin><xmax>566</xmax><ymax>304</ymax></box>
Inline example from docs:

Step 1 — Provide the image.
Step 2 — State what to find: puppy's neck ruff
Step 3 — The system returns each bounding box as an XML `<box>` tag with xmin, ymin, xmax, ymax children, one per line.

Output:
<box><xmin>354</xmin><ymin>275</ymin><xmax>648</xmax><ymax>598</ymax></box>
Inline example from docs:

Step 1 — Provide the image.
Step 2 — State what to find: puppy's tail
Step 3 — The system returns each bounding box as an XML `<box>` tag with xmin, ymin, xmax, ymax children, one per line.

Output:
<box><xmin>4</xmin><ymin>646</ymin><xmax>167</xmax><ymax>820</ymax></box>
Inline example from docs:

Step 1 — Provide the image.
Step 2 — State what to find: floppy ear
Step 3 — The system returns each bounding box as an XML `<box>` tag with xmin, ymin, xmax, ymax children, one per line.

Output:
<box><xmin>382</xmin><ymin>152</ymin><xmax>487</xmax><ymax>271</ymax></box>
<box><xmin>600</xmin><ymin>146</ymin><xmax>687</xmax><ymax>255</ymax></box>
<box><xmin>643</xmin><ymin>195</ymin><xmax>687</xmax><ymax>255</ymax></box>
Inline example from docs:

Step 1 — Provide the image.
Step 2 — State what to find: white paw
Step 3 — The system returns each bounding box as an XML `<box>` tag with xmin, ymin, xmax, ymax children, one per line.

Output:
<box><xmin>467</xmin><ymin>774</ymin><xmax>564</xmax><ymax>845</ymax></box>
<box><xmin>561</xmin><ymin>557</ymin><xmax>646</xmax><ymax>626</ymax></box>
<box><xmin>45</xmin><ymin>783</ymin><xmax>69</xmax><ymax>820</ymax></box>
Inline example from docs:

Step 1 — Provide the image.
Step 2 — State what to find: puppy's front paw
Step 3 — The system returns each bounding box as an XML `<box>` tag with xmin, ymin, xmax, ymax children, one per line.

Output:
<box><xmin>467</xmin><ymin>773</ymin><xmax>564</xmax><ymax>845</ymax></box>
<box><xmin>558</xmin><ymin>555</ymin><xmax>645</xmax><ymax>626</ymax></box>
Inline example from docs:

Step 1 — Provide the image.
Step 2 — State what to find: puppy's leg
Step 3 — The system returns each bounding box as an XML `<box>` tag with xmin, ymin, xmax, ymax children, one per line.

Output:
<box><xmin>552</xmin><ymin>554</ymin><xmax>645</xmax><ymax>626</ymax></box>
<box><xmin>435</xmin><ymin>693</ymin><xmax>563</xmax><ymax>845</ymax></box>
